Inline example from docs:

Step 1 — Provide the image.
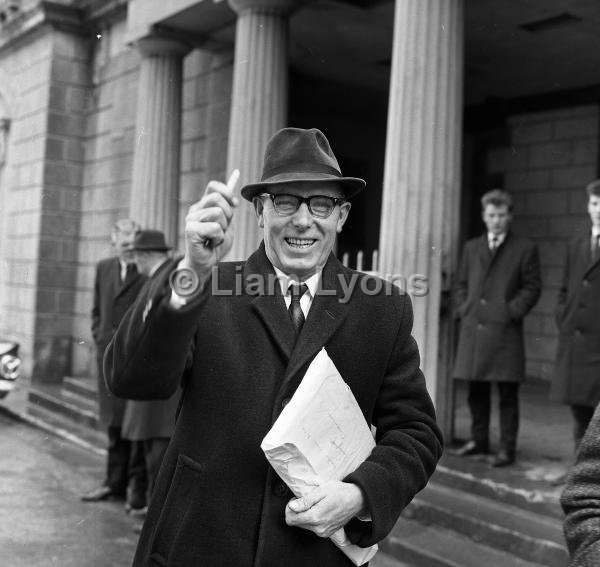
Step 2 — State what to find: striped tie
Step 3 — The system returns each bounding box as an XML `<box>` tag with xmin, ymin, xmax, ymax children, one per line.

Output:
<box><xmin>289</xmin><ymin>283</ymin><xmax>308</xmax><ymax>336</ymax></box>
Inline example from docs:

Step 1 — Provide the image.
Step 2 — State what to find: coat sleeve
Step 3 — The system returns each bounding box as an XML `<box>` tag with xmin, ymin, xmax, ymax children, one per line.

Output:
<box><xmin>555</xmin><ymin>243</ymin><xmax>570</xmax><ymax>326</ymax></box>
<box><xmin>453</xmin><ymin>243</ymin><xmax>469</xmax><ymax>319</ymax></box>
<box><xmin>562</xmin><ymin>403</ymin><xmax>600</xmax><ymax>566</ymax></box>
<box><xmin>103</xmin><ymin>263</ymin><xmax>208</xmax><ymax>401</ymax></box>
<box><xmin>91</xmin><ymin>262</ymin><xmax>101</xmax><ymax>345</ymax></box>
<box><xmin>507</xmin><ymin>241</ymin><xmax>541</xmax><ymax>321</ymax></box>
<box><xmin>343</xmin><ymin>294</ymin><xmax>443</xmax><ymax>547</ymax></box>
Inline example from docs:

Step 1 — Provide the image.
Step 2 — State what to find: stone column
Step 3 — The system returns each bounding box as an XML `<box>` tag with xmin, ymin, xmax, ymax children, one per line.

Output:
<box><xmin>226</xmin><ymin>0</ymin><xmax>299</xmax><ymax>260</ymax></box>
<box><xmin>378</xmin><ymin>0</ymin><xmax>464</xmax><ymax>427</ymax></box>
<box><xmin>130</xmin><ymin>36</ymin><xmax>190</xmax><ymax>247</ymax></box>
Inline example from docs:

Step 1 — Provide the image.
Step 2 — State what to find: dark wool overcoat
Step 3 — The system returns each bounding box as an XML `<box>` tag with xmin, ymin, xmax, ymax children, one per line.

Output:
<box><xmin>121</xmin><ymin>259</ymin><xmax>181</xmax><ymax>441</ymax></box>
<box><xmin>551</xmin><ymin>233</ymin><xmax>600</xmax><ymax>406</ymax></box>
<box><xmin>104</xmin><ymin>244</ymin><xmax>442</xmax><ymax>567</ymax></box>
<box><xmin>92</xmin><ymin>256</ymin><xmax>145</xmax><ymax>426</ymax></box>
<box><xmin>562</xmin><ymin>403</ymin><xmax>600</xmax><ymax>566</ymax></box>
<box><xmin>453</xmin><ymin>233</ymin><xmax>541</xmax><ymax>382</ymax></box>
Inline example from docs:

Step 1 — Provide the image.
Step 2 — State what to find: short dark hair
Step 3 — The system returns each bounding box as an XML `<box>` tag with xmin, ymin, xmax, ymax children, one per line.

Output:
<box><xmin>585</xmin><ymin>179</ymin><xmax>600</xmax><ymax>198</ymax></box>
<box><xmin>481</xmin><ymin>189</ymin><xmax>513</xmax><ymax>212</ymax></box>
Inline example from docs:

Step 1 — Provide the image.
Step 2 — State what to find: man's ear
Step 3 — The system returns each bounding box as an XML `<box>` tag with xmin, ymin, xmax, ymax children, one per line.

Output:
<box><xmin>253</xmin><ymin>196</ymin><xmax>265</xmax><ymax>228</ymax></box>
<box><xmin>336</xmin><ymin>202</ymin><xmax>352</xmax><ymax>234</ymax></box>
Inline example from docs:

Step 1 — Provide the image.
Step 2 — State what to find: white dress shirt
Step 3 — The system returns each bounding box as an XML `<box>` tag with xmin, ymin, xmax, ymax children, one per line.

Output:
<box><xmin>487</xmin><ymin>232</ymin><xmax>506</xmax><ymax>250</ymax></box>
<box><xmin>273</xmin><ymin>266</ymin><xmax>319</xmax><ymax>318</ymax></box>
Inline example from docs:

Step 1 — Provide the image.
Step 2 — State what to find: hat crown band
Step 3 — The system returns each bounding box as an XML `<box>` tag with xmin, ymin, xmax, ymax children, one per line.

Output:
<box><xmin>262</xmin><ymin>161</ymin><xmax>341</xmax><ymax>182</ymax></box>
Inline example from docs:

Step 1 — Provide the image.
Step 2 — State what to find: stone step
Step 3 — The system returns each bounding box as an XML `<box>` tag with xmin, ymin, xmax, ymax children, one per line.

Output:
<box><xmin>370</xmin><ymin>551</ymin><xmax>415</xmax><ymax>567</ymax></box>
<box><xmin>405</xmin><ymin>481</ymin><xmax>568</xmax><ymax>567</ymax></box>
<box><xmin>28</xmin><ymin>384</ymin><xmax>100</xmax><ymax>431</ymax></box>
<box><xmin>381</xmin><ymin>517</ymin><xmax>549</xmax><ymax>567</ymax></box>
<box><xmin>25</xmin><ymin>402</ymin><xmax>107</xmax><ymax>456</ymax></box>
<box><xmin>63</xmin><ymin>376</ymin><xmax>97</xmax><ymax>402</ymax></box>
<box><xmin>433</xmin><ymin>453</ymin><xmax>564</xmax><ymax>519</ymax></box>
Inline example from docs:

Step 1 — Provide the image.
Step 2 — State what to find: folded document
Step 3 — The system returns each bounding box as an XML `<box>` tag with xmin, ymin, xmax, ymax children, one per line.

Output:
<box><xmin>261</xmin><ymin>348</ymin><xmax>377</xmax><ymax>566</ymax></box>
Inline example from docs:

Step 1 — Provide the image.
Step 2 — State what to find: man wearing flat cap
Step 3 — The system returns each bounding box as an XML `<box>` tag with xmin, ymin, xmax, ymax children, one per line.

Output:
<box><xmin>105</xmin><ymin>127</ymin><xmax>442</xmax><ymax>566</ymax></box>
<box><xmin>120</xmin><ymin>230</ymin><xmax>182</xmax><ymax>519</ymax></box>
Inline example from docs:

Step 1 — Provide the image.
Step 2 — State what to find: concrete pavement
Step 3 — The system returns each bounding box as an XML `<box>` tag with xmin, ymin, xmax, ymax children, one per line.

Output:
<box><xmin>0</xmin><ymin>411</ymin><xmax>137</xmax><ymax>567</ymax></box>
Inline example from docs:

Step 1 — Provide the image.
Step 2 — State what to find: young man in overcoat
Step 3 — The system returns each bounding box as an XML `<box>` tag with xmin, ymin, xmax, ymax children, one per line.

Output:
<box><xmin>452</xmin><ymin>189</ymin><xmax>541</xmax><ymax>467</ymax></box>
<box><xmin>551</xmin><ymin>179</ymin><xmax>600</xmax><ymax>450</ymax></box>
<box><xmin>104</xmin><ymin>127</ymin><xmax>443</xmax><ymax>566</ymax></box>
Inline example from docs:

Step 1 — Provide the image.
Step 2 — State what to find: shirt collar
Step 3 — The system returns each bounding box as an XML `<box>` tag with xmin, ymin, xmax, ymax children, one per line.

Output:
<box><xmin>488</xmin><ymin>232</ymin><xmax>506</xmax><ymax>245</ymax></box>
<box><xmin>273</xmin><ymin>265</ymin><xmax>320</xmax><ymax>299</ymax></box>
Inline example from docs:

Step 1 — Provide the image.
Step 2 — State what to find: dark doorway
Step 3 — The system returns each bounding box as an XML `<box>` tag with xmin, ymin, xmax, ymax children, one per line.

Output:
<box><xmin>288</xmin><ymin>71</ymin><xmax>388</xmax><ymax>270</ymax></box>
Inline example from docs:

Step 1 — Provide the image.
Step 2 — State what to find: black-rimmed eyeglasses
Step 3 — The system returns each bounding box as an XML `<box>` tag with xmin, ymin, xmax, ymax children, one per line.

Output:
<box><xmin>260</xmin><ymin>193</ymin><xmax>346</xmax><ymax>219</ymax></box>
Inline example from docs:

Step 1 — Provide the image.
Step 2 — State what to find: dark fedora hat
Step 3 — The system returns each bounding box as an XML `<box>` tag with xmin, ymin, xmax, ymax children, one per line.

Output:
<box><xmin>240</xmin><ymin>127</ymin><xmax>366</xmax><ymax>201</ymax></box>
<box><xmin>131</xmin><ymin>229</ymin><xmax>171</xmax><ymax>252</ymax></box>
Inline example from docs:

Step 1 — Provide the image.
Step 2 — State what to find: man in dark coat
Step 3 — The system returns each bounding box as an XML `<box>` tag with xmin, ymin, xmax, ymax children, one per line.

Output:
<box><xmin>551</xmin><ymin>179</ymin><xmax>600</xmax><ymax>450</ymax></box>
<box><xmin>122</xmin><ymin>229</ymin><xmax>181</xmax><ymax>511</ymax></box>
<box><xmin>82</xmin><ymin>219</ymin><xmax>148</xmax><ymax>512</ymax></box>
<box><xmin>104</xmin><ymin>127</ymin><xmax>442</xmax><ymax>566</ymax></box>
<box><xmin>561</xmin><ymin>403</ymin><xmax>600</xmax><ymax>566</ymax></box>
<box><xmin>452</xmin><ymin>189</ymin><xmax>541</xmax><ymax>467</ymax></box>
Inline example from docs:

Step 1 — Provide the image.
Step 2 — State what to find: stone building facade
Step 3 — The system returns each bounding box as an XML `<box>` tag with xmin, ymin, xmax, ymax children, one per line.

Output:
<box><xmin>0</xmin><ymin>0</ymin><xmax>599</xmax><ymax>435</ymax></box>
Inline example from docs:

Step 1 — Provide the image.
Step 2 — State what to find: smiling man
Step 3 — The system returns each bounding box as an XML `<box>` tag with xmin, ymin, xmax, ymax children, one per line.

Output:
<box><xmin>104</xmin><ymin>127</ymin><xmax>442</xmax><ymax>567</ymax></box>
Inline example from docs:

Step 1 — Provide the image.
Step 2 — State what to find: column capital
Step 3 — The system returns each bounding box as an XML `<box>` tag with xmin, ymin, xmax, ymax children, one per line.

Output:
<box><xmin>228</xmin><ymin>0</ymin><xmax>301</xmax><ymax>16</ymax></box>
<box><xmin>136</xmin><ymin>35</ymin><xmax>192</xmax><ymax>58</ymax></box>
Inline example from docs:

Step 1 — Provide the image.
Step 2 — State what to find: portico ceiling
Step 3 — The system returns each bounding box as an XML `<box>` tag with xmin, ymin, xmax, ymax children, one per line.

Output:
<box><xmin>160</xmin><ymin>0</ymin><xmax>600</xmax><ymax>106</ymax></box>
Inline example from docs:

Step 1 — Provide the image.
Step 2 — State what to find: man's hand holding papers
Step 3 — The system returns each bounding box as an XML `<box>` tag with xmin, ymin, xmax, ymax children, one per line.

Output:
<box><xmin>261</xmin><ymin>347</ymin><xmax>378</xmax><ymax>565</ymax></box>
<box><xmin>285</xmin><ymin>480</ymin><xmax>365</xmax><ymax>538</ymax></box>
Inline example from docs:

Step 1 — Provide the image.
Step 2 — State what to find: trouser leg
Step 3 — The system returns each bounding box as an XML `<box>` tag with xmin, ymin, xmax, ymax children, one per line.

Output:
<box><xmin>467</xmin><ymin>381</ymin><xmax>491</xmax><ymax>450</ymax></box>
<box><xmin>497</xmin><ymin>382</ymin><xmax>520</xmax><ymax>456</ymax></box>
<box><xmin>144</xmin><ymin>438</ymin><xmax>171</xmax><ymax>502</ymax></box>
<box><xmin>571</xmin><ymin>404</ymin><xmax>595</xmax><ymax>452</ymax></box>
<box><xmin>127</xmin><ymin>440</ymin><xmax>148</xmax><ymax>509</ymax></box>
<box><xmin>105</xmin><ymin>426</ymin><xmax>130</xmax><ymax>496</ymax></box>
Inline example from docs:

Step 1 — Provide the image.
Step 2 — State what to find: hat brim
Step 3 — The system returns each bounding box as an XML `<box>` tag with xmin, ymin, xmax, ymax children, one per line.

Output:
<box><xmin>241</xmin><ymin>173</ymin><xmax>365</xmax><ymax>202</ymax></box>
<box><xmin>131</xmin><ymin>246</ymin><xmax>172</xmax><ymax>252</ymax></box>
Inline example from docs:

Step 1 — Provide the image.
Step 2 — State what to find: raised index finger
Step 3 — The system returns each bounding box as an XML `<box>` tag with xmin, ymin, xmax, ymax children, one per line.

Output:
<box><xmin>204</xmin><ymin>169</ymin><xmax>240</xmax><ymax>207</ymax></box>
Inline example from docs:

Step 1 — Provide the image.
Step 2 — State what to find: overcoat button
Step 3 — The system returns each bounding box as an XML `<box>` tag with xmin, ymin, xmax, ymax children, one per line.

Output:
<box><xmin>477</xmin><ymin>323</ymin><xmax>484</xmax><ymax>330</ymax></box>
<box><xmin>281</xmin><ymin>398</ymin><xmax>291</xmax><ymax>408</ymax></box>
<box><xmin>274</xmin><ymin>482</ymin><xmax>288</xmax><ymax>496</ymax></box>
<box><xmin>480</xmin><ymin>299</ymin><xmax>486</xmax><ymax>305</ymax></box>
<box><xmin>583</xmin><ymin>280</ymin><xmax>589</xmax><ymax>286</ymax></box>
<box><xmin>575</xmin><ymin>329</ymin><xmax>582</xmax><ymax>337</ymax></box>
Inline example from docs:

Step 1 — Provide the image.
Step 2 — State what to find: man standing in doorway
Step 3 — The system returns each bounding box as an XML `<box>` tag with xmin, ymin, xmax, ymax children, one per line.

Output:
<box><xmin>452</xmin><ymin>189</ymin><xmax>541</xmax><ymax>467</ymax></box>
<box><xmin>82</xmin><ymin>219</ymin><xmax>148</xmax><ymax>514</ymax></box>
<box><xmin>551</xmin><ymin>179</ymin><xmax>600</xmax><ymax>451</ymax></box>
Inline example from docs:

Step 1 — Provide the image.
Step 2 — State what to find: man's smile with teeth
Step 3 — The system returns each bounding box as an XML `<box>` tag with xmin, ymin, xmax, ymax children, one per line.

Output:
<box><xmin>285</xmin><ymin>237</ymin><xmax>316</xmax><ymax>248</ymax></box>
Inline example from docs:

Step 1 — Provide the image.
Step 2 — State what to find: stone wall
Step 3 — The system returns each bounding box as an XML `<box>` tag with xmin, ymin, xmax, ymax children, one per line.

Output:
<box><xmin>70</xmin><ymin>15</ymin><xmax>233</xmax><ymax>376</ymax></box>
<box><xmin>486</xmin><ymin>104</ymin><xmax>599</xmax><ymax>379</ymax></box>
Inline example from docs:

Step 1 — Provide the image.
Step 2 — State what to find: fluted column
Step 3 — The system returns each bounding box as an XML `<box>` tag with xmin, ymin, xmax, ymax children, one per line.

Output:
<box><xmin>378</xmin><ymin>0</ymin><xmax>464</xmax><ymax>414</ymax></box>
<box><xmin>226</xmin><ymin>0</ymin><xmax>299</xmax><ymax>260</ymax></box>
<box><xmin>130</xmin><ymin>36</ymin><xmax>190</xmax><ymax>247</ymax></box>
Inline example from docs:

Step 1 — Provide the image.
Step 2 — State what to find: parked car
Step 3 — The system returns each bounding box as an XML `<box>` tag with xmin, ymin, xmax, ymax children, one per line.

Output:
<box><xmin>0</xmin><ymin>341</ymin><xmax>20</xmax><ymax>399</ymax></box>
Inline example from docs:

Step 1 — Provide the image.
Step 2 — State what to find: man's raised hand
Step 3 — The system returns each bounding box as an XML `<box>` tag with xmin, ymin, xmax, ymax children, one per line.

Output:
<box><xmin>182</xmin><ymin>169</ymin><xmax>240</xmax><ymax>278</ymax></box>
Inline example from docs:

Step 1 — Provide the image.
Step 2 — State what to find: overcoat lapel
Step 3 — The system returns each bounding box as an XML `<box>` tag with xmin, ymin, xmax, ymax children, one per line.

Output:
<box><xmin>116</xmin><ymin>263</ymin><xmax>139</xmax><ymax>299</ymax></box>
<box><xmin>477</xmin><ymin>235</ymin><xmax>492</xmax><ymax>273</ymax></box>
<box><xmin>246</xmin><ymin>245</ymin><xmax>296</xmax><ymax>361</ymax></box>
<box><xmin>582</xmin><ymin>233</ymin><xmax>600</xmax><ymax>278</ymax></box>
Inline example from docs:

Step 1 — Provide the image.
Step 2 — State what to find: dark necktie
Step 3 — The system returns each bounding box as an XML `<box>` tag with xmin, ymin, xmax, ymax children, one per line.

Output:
<box><xmin>489</xmin><ymin>236</ymin><xmax>499</xmax><ymax>257</ymax></box>
<box><xmin>289</xmin><ymin>283</ymin><xmax>308</xmax><ymax>335</ymax></box>
<box><xmin>123</xmin><ymin>263</ymin><xmax>135</xmax><ymax>283</ymax></box>
<box><xmin>592</xmin><ymin>234</ymin><xmax>600</xmax><ymax>263</ymax></box>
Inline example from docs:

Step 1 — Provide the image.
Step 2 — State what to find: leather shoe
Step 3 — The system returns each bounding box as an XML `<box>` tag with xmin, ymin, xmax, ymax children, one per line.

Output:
<box><xmin>490</xmin><ymin>450</ymin><xmax>515</xmax><ymax>468</ymax></box>
<box><xmin>81</xmin><ymin>486</ymin><xmax>124</xmax><ymax>502</ymax></box>
<box><xmin>450</xmin><ymin>440</ymin><xmax>488</xmax><ymax>457</ymax></box>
